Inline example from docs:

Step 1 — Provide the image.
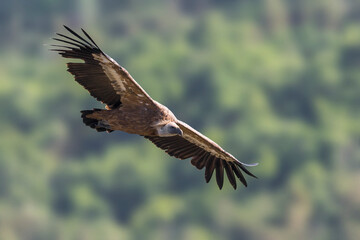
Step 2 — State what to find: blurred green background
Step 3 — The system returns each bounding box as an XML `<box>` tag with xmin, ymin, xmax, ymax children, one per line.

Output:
<box><xmin>1</xmin><ymin>0</ymin><xmax>360</xmax><ymax>239</ymax></box>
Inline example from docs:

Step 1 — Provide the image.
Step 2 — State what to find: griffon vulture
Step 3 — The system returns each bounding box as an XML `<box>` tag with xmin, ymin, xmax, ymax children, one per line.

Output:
<box><xmin>51</xmin><ymin>26</ymin><xmax>258</xmax><ymax>190</ymax></box>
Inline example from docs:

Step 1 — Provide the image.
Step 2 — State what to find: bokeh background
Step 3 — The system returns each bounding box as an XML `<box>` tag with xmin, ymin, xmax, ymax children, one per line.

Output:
<box><xmin>1</xmin><ymin>0</ymin><xmax>360</xmax><ymax>239</ymax></box>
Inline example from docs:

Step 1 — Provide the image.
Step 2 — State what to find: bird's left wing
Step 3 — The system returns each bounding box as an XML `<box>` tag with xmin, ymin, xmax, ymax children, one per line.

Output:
<box><xmin>51</xmin><ymin>26</ymin><xmax>154</xmax><ymax>109</ymax></box>
<box><xmin>144</xmin><ymin>120</ymin><xmax>257</xmax><ymax>189</ymax></box>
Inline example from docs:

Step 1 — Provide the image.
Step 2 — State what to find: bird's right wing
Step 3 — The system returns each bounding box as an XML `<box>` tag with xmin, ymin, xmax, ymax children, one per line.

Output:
<box><xmin>51</xmin><ymin>26</ymin><xmax>154</xmax><ymax>109</ymax></box>
<box><xmin>145</xmin><ymin>120</ymin><xmax>257</xmax><ymax>189</ymax></box>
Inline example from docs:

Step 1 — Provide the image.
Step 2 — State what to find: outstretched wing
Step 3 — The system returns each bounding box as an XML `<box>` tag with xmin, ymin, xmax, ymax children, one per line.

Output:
<box><xmin>145</xmin><ymin>120</ymin><xmax>258</xmax><ymax>190</ymax></box>
<box><xmin>51</xmin><ymin>25</ymin><xmax>154</xmax><ymax>109</ymax></box>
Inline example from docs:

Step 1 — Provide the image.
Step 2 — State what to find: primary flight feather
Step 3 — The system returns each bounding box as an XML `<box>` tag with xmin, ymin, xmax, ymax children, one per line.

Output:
<box><xmin>51</xmin><ymin>26</ymin><xmax>258</xmax><ymax>190</ymax></box>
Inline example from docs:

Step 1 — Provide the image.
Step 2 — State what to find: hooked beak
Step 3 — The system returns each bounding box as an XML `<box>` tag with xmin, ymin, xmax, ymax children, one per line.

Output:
<box><xmin>172</xmin><ymin>127</ymin><xmax>183</xmax><ymax>136</ymax></box>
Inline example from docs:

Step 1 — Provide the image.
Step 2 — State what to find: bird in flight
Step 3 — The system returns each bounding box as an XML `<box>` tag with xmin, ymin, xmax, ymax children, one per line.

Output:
<box><xmin>51</xmin><ymin>26</ymin><xmax>258</xmax><ymax>190</ymax></box>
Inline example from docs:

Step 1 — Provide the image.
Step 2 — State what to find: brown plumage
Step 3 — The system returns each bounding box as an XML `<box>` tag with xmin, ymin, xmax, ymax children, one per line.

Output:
<box><xmin>51</xmin><ymin>26</ymin><xmax>258</xmax><ymax>190</ymax></box>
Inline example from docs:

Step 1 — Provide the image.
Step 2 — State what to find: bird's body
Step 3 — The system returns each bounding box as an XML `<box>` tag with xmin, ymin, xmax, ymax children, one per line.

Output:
<box><xmin>86</xmin><ymin>100</ymin><xmax>176</xmax><ymax>136</ymax></box>
<box><xmin>52</xmin><ymin>26</ymin><xmax>257</xmax><ymax>190</ymax></box>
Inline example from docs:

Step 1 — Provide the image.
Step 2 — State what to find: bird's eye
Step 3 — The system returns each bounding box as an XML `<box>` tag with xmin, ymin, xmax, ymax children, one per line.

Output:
<box><xmin>170</xmin><ymin>126</ymin><xmax>175</xmax><ymax>129</ymax></box>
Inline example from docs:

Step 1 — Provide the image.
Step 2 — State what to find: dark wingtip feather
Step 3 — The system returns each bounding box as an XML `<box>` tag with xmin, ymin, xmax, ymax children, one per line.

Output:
<box><xmin>239</xmin><ymin>165</ymin><xmax>258</xmax><ymax>179</ymax></box>
<box><xmin>81</xmin><ymin>28</ymin><xmax>100</xmax><ymax>49</ymax></box>
<box><xmin>231</xmin><ymin>164</ymin><xmax>247</xmax><ymax>187</ymax></box>
<box><xmin>215</xmin><ymin>160</ymin><xmax>224</xmax><ymax>190</ymax></box>
<box><xmin>50</xmin><ymin>44</ymin><xmax>73</xmax><ymax>49</ymax></box>
<box><xmin>52</xmin><ymin>37</ymin><xmax>85</xmax><ymax>49</ymax></box>
<box><xmin>49</xmin><ymin>49</ymin><xmax>64</xmax><ymax>52</ymax></box>
<box><xmin>224</xmin><ymin>162</ymin><xmax>237</xmax><ymax>190</ymax></box>
<box><xmin>63</xmin><ymin>25</ymin><xmax>96</xmax><ymax>48</ymax></box>
<box><xmin>205</xmin><ymin>156</ymin><xmax>216</xmax><ymax>183</ymax></box>
<box><xmin>56</xmin><ymin>32</ymin><xmax>91</xmax><ymax>49</ymax></box>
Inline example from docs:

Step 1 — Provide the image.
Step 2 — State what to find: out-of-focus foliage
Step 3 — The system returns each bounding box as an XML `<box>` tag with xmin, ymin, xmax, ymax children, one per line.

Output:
<box><xmin>1</xmin><ymin>0</ymin><xmax>360</xmax><ymax>239</ymax></box>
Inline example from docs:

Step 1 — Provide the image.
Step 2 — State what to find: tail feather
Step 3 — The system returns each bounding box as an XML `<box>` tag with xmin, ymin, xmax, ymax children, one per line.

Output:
<box><xmin>81</xmin><ymin>109</ymin><xmax>113</xmax><ymax>133</ymax></box>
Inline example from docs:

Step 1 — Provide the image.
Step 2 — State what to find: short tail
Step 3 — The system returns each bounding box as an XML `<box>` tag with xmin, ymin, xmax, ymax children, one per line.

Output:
<box><xmin>80</xmin><ymin>109</ymin><xmax>113</xmax><ymax>133</ymax></box>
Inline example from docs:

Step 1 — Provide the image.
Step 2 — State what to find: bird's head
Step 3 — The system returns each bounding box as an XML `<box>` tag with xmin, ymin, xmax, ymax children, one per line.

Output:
<box><xmin>156</xmin><ymin>122</ymin><xmax>183</xmax><ymax>137</ymax></box>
